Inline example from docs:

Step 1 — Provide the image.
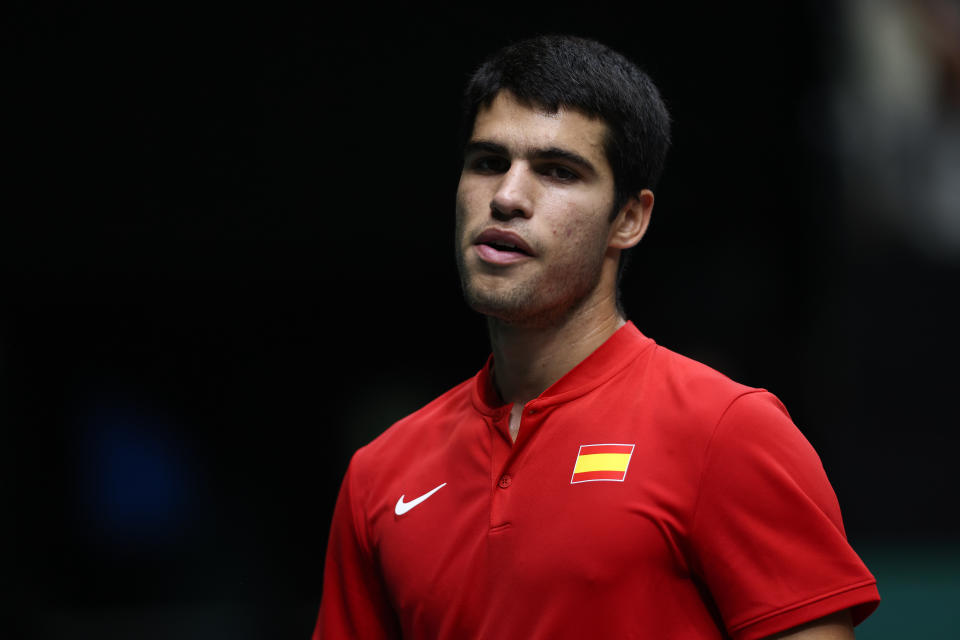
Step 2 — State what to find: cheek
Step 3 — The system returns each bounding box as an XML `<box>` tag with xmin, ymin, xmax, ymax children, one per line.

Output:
<box><xmin>455</xmin><ymin>187</ymin><xmax>477</xmax><ymax>230</ymax></box>
<box><xmin>547</xmin><ymin>200</ymin><xmax>611</xmax><ymax>249</ymax></box>
<box><xmin>456</xmin><ymin>182</ymin><xmax>487</xmax><ymax>225</ymax></box>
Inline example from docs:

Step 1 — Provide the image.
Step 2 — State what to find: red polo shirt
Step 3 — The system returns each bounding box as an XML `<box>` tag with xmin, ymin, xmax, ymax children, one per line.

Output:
<box><xmin>314</xmin><ymin>323</ymin><xmax>878</xmax><ymax>639</ymax></box>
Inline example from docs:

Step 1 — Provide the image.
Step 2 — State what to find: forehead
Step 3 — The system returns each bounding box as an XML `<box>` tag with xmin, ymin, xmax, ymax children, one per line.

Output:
<box><xmin>470</xmin><ymin>91</ymin><xmax>611</xmax><ymax>171</ymax></box>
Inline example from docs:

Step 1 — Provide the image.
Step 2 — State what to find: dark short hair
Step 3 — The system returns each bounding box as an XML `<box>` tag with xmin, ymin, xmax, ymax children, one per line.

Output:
<box><xmin>461</xmin><ymin>35</ymin><xmax>672</xmax><ymax>215</ymax></box>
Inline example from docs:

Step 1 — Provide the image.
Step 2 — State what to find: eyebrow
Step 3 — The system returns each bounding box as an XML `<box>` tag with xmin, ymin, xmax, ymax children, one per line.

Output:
<box><xmin>464</xmin><ymin>140</ymin><xmax>599</xmax><ymax>177</ymax></box>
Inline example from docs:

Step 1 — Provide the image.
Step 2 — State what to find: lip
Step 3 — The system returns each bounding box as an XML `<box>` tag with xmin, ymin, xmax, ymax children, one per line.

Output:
<box><xmin>472</xmin><ymin>228</ymin><xmax>536</xmax><ymax>267</ymax></box>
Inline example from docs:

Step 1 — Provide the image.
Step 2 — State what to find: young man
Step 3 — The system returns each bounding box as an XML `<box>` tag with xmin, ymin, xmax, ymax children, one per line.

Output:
<box><xmin>313</xmin><ymin>36</ymin><xmax>879</xmax><ymax>639</ymax></box>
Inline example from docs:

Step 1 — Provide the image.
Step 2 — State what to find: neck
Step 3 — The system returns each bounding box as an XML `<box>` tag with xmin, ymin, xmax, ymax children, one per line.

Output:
<box><xmin>488</xmin><ymin>293</ymin><xmax>626</xmax><ymax>407</ymax></box>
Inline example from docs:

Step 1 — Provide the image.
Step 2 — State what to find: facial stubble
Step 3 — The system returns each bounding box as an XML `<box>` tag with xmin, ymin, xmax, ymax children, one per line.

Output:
<box><xmin>454</xmin><ymin>201</ymin><xmax>613</xmax><ymax>329</ymax></box>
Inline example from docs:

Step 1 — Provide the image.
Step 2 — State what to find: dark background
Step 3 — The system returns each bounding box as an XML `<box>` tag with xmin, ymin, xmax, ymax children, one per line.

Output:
<box><xmin>5</xmin><ymin>3</ymin><xmax>959</xmax><ymax>638</ymax></box>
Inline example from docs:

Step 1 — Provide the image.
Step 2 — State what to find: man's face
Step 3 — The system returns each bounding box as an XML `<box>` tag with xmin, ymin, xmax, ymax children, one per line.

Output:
<box><xmin>455</xmin><ymin>91</ymin><xmax>622</xmax><ymax>327</ymax></box>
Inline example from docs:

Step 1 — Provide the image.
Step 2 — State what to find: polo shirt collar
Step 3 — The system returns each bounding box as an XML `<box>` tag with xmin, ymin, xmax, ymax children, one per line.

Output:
<box><xmin>471</xmin><ymin>321</ymin><xmax>655</xmax><ymax>416</ymax></box>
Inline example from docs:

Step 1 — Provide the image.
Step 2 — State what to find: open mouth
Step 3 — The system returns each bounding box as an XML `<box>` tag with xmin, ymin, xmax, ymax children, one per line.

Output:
<box><xmin>473</xmin><ymin>229</ymin><xmax>535</xmax><ymax>259</ymax></box>
<box><xmin>473</xmin><ymin>231</ymin><xmax>534</xmax><ymax>266</ymax></box>
<box><xmin>481</xmin><ymin>240</ymin><xmax>530</xmax><ymax>255</ymax></box>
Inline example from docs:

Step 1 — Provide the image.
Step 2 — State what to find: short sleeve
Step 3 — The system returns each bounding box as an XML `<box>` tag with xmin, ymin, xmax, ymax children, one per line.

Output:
<box><xmin>313</xmin><ymin>454</ymin><xmax>401</xmax><ymax>640</ymax></box>
<box><xmin>688</xmin><ymin>392</ymin><xmax>879</xmax><ymax>640</ymax></box>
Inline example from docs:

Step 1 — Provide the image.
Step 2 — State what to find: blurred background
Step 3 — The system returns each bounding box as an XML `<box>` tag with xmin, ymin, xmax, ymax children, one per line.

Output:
<box><xmin>4</xmin><ymin>2</ymin><xmax>959</xmax><ymax>638</ymax></box>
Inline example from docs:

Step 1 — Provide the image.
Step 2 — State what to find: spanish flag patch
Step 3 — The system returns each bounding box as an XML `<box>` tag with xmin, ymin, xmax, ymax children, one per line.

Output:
<box><xmin>570</xmin><ymin>443</ymin><xmax>635</xmax><ymax>484</ymax></box>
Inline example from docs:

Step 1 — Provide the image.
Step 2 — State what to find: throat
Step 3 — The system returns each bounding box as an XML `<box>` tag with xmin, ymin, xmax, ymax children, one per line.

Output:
<box><xmin>508</xmin><ymin>403</ymin><xmax>524</xmax><ymax>442</ymax></box>
<box><xmin>488</xmin><ymin>311</ymin><xmax>626</xmax><ymax>413</ymax></box>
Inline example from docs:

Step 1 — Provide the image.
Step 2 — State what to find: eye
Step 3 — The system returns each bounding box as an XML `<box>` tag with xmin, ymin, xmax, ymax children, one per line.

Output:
<box><xmin>468</xmin><ymin>155</ymin><xmax>509</xmax><ymax>174</ymax></box>
<box><xmin>543</xmin><ymin>165</ymin><xmax>579</xmax><ymax>182</ymax></box>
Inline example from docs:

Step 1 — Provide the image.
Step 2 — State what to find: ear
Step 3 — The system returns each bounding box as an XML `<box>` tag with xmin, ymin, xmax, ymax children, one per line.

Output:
<box><xmin>609</xmin><ymin>189</ymin><xmax>654</xmax><ymax>250</ymax></box>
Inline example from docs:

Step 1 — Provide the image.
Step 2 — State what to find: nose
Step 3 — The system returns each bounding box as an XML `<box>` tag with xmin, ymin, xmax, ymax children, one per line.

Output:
<box><xmin>490</xmin><ymin>163</ymin><xmax>534</xmax><ymax>220</ymax></box>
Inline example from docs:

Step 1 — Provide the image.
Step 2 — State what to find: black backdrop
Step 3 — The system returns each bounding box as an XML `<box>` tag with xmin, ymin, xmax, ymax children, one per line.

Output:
<box><xmin>6</xmin><ymin>4</ymin><xmax>959</xmax><ymax>638</ymax></box>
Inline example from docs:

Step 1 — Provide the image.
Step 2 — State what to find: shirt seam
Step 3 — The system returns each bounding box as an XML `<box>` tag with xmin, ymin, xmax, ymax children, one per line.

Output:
<box><xmin>728</xmin><ymin>578</ymin><xmax>878</xmax><ymax>632</ymax></box>
<box><xmin>688</xmin><ymin>389</ymin><xmax>768</xmax><ymax>543</ymax></box>
<box><xmin>528</xmin><ymin>336</ymin><xmax>656</xmax><ymax>409</ymax></box>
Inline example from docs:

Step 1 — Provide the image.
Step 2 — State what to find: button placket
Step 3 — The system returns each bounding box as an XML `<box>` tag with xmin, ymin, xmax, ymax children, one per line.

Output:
<box><xmin>488</xmin><ymin>403</ymin><xmax>548</xmax><ymax>529</ymax></box>
<box><xmin>488</xmin><ymin>412</ymin><xmax>514</xmax><ymax>528</ymax></box>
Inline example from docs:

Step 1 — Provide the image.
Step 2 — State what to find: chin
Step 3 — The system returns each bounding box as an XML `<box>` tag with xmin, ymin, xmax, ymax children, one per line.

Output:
<box><xmin>463</xmin><ymin>284</ymin><xmax>572</xmax><ymax>329</ymax></box>
<box><xmin>462</xmin><ymin>281</ymin><xmax>525</xmax><ymax>320</ymax></box>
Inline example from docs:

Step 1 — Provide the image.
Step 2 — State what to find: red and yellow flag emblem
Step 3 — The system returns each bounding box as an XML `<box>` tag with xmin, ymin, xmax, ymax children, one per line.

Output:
<box><xmin>570</xmin><ymin>443</ymin><xmax>635</xmax><ymax>483</ymax></box>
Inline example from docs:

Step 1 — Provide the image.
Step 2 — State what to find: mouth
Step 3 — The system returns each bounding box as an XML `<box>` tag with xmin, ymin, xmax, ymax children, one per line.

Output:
<box><xmin>472</xmin><ymin>228</ymin><xmax>535</xmax><ymax>265</ymax></box>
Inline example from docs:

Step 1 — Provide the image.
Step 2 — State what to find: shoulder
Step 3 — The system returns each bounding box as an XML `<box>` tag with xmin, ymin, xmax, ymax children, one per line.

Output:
<box><xmin>639</xmin><ymin>343</ymin><xmax>774</xmax><ymax>427</ymax></box>
<box><xmin>350</xmin><ymin>375</ymin><xmax>477</xmax><ymax>474</ymax></box>
<box><xmin>649</xmin><ymin>343</ymin><xmax>757</xmax><ymax>399</ymax></box>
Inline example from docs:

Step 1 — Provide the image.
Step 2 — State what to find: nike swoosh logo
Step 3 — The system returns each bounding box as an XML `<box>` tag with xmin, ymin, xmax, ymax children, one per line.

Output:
<box><xmin>395</xmin><ymin>482</ymin><xmax>447</xmax><ymax>516</ymax></box>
